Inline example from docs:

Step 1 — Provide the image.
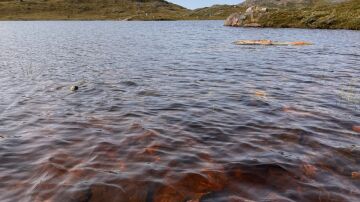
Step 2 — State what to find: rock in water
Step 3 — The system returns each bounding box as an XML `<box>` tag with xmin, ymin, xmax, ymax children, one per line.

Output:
<box><xmin>353</xmin><ymin>126</ymin><xmax>360</xmax><ymax>133</ymax></box>
<box><xmin>289</xmin><ymin>41</ymin><xmax>313</xmax><ymax>46</ymax></box>
<box><xmin>234</xmin><ymin>40</ymin><xmax>313</xmax><ymax>46</ymax></box>
<box><xmin>234</xmin><ymin>40</ymin><xmax>273</xmax><ymax>45</ymax></box>
<box><xmin>70</xmin><ymin>85</ymin><xmax>79</xmax><ymax>91</ymax></box>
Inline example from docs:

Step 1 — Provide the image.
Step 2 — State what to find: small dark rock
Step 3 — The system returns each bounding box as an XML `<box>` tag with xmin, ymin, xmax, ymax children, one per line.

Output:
<box><xmin>70</xmin><ymin>85</ymin><xmax>79</xmax><ymax>91</ymax></box>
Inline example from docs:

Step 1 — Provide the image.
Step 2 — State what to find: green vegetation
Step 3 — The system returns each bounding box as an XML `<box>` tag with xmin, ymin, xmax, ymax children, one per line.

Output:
<box><xmin>0</xmin><ymin>0</ymin><xmax>358</xmax><ymax>30</ymax></box>
<box><xmin>206</xmin><ymin>0</ymin><xmax>360</xmax><ymax>30</ymax></box>
<box><xmin>0</xmin><ymin>0</ymin><xmax>189</xmax><ymax>20</ymax></box>
<box><xmin>258</xmin><ymin>0</ymin><xmax>360</xmax><ymax>30</ymax></box>
<box><xmin>187</xmin><ymin>5</ymin><xmax>246</xmax><ymax>20</ymax></box>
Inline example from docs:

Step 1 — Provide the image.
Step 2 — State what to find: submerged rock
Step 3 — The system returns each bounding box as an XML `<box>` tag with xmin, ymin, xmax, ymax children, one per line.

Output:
<box><xmin>353</xmin><ymin>126</ymin><xmax>360</xmax><ymax>133</ymax></box>
<box><xmin>302</xmin><ymin>164</ymin><xmax>317</xmax><ymax>178</ymax></box>
<box><xmin>234</xmin><ymin>40</ymin><xmax>312</xmax><ymax>46</ymax></box>
<box><xmin>352</xmin><ymin>171</ymin><xmax>360</xmax><ymax>179</ymax></box>
<box><xmin>235</xmin><ymin>39</ymin><xmax>273</xmax><ymax>45</ymax></box>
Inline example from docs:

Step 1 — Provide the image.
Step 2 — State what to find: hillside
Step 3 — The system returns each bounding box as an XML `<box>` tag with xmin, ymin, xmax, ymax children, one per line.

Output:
<box><xmin>0</xmin><ymin>0</ymin><xmax>358</xmax><ymax>30</ymax></box>
<box><xmin>258</xmin><ymin>0</ymin><xmax>360</xmax><ymax>29</ymax></box>
<box><xmin>241</xmin><ymin>0</ymin><xmax>315</xmax><ymax>7</ymax></box>
<box><xmin>186</xmin><ymin>5</ymin><xmax>246</xmax><ymax>20</ymax></box>
<box><xmin>222</xmin><ymin>0</ymin><xmax>359</xmax><ymax>30</ymax></box>
<box><xmin>0</xmin><ymin>0</ymin><xmax>188</xmax><ymax>20</ymax></box>
<box><xmin>241</xmin><ymin>0</ymin><xmax>350</xmax><ymax>7</ymax></box>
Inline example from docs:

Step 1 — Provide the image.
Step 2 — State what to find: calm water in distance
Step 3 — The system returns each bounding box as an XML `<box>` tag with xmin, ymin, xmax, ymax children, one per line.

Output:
<box><xmin>0</xmin><ymin>21</ymin><xmax>359</xmax><ymax>202</ymax></box>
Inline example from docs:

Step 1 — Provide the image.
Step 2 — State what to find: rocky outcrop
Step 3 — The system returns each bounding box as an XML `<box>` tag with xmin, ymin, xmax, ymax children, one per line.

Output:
<box><xmin>223</xmin><ymin>0</ymin><xmax>359</xmax><ymax>30</ymax></box>
<box><xmin>224</xmin><ymin>6</ymin><xmax>268</xmax><ymax>27</ymax></box>
<box><xmin>241</xmin><ymin>0</ymin><xmax>313</xmax><ymax>7</ymax></box>
<box><xmin>224</xmin><ymin>13</ymin><xmax>246</xmax><ymax>26</ymax></box>
<box><xmin>241</xmin><ymin>0</ymin><xmax>351</xmax><ymax>7</ymax></box>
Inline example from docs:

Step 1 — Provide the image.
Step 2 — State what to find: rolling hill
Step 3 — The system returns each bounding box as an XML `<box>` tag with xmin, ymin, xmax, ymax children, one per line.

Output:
<box><xmin>0</xmin><ymin>0</ymin><xmax>188</xmax><ymax>20</ymax></box>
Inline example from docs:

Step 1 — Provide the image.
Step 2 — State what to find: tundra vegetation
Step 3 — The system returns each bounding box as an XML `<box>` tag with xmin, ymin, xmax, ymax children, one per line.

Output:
<box><xmin>0</xmin><ymin>0</ymin><xmax>359</xmax><ymax>30</ymax></box>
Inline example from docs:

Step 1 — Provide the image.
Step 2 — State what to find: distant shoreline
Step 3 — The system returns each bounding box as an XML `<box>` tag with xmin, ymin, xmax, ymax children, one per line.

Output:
<box><xmin>0</xmin><ymin>0</ymin><xmax>358</xmax><ymax>30</ymax></box>
<box><xmin>0</xmin><ymin>19</ymin><xmax>359</xmax><ymax>31</ymax></box>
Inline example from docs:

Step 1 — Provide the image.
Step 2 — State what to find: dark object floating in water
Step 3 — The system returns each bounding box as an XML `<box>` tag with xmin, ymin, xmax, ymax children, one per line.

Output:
<box><xmin>70</xmin><ymin>85</ymin><xmax>79</xmax><ymax>91</ymax></box>
<box><xmin>121</xmin><ymin>81</ymin><xmax>138</xmax><ymax>87</ymax></box>
<box><xmin>234</xmin><ymin>40</ymin><xmax>313</xmax><ymax>46</ymax></box>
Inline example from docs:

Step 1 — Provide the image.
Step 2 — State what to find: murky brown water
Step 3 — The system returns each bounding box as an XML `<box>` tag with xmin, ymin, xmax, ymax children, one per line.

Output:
<box><xmin>0</xmin><ymin>21</ymin><xmax>359</xmax><ymax>202</ymax></box>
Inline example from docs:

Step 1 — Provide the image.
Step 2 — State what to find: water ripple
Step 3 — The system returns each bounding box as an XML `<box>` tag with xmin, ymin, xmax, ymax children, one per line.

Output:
<box><xmin>0</xmin><ymin>21</ymin><xmax>359</xmax><ymax>202</ymax></box>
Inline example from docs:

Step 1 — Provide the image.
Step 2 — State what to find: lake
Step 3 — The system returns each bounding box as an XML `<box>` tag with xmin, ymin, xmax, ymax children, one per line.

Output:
<box><xmin>0</xmin><ymin>21</ymin><xmax>359</xmax><ymax>202</ymax></box>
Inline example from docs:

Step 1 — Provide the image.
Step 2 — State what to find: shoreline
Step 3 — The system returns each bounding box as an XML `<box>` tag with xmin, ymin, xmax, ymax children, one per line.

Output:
<box><xmin>0</xmin><ymin>0</ymin><xmax>359</xmax><ymax>30</ymax></box>
<box><xmin>0</xmin><ymin>19</ymin><xmax>358</xmax><ymax>31</ymax></box>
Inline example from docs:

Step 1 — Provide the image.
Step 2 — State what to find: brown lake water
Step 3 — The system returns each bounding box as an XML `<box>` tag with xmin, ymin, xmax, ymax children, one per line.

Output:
<box><xmin>0</xmin><ymin>21</ymin><xmax>359</xmax><ymax>202</ymax></box>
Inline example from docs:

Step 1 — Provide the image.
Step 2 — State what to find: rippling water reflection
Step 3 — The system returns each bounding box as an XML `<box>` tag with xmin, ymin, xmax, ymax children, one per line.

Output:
<box><xmin>0</xmin><ymin>21</ymin><xmax>359</xmax><ymax>202</ymax></box>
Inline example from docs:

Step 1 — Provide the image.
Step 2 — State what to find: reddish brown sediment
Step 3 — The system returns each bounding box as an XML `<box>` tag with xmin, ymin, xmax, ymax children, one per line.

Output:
<box><xmin>144</xmin><ymin>144</ymin><xmax>162</xmax><ymax>155</ymax></box>
<box><xmin>352</xmin><ymin>126</ymin><xmax>360</xmax><ymax>133</ymax></box>
<box><xmin>352</xmin><ymin>171</ymin><xmax>360</xmax><ymax>180</ymax></box>
<box><xmin>65</xmin><ymin>168</ymin><xmax>98</xmax><ymax>184</ymax></box>
<box><xmin>159</xmin><ymin>172</ymin><xmax>225</xmax><ymax>201</ymax></box>
<box><xmin>7</xmin><ymin>122</ymin><xmax>357</xmax><ymax>202</ymax></box>
<box><xmin>118</xmin><ymin>161</ymin><xmax>127</xmax><ymax>171</ymax></box>
<box><xmin>197</xmin><ymin>152</ymin><xmax>215</xmax><ymax>164</ymax></box>
<box><xmin>153</xmin><ymin>185</ymin><xmax>185</xmax><ymax>202</ymax></box>
<box><xmin>128</xmin><ymin>122</ymin><xmax>145</xmax><ymax>131</ymax></box>
<box><xmin>3</xmin><ymin>127</ymin><xmax>360</xmax><ymax>202</ymax></box>
<box><xmin>282</xmin><ymin>106</ymin><xmax>315</xmax><ymax>117</ymax></box>
<box><xmin>86</xmin><ymin>183</ymin><xmax>128</xmax><ymax>202</ymax></box>
<box><xmin>302</xmin><ymin>164</ymin><xmax>317</xmax><ymax>178</ymax></box>
<box><xmin>87</xmin><ymin>116</ymin><xmax>117</xmax><ymax>133</ymax></box>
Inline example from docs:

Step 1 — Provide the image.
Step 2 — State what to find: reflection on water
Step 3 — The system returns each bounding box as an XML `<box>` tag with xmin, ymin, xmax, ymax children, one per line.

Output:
<box><xmin>0</xmin><ymin>21</ymin><xmax>359</xmax><ymax>202</ymax></box>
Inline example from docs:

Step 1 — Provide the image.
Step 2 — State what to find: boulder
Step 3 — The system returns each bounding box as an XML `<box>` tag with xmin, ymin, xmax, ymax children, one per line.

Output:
<box><xmin>224</xmin><ymin>6</ymin><xmax>268</xmax><ymax>27</ymax></box>
<box><xmin>224</xmin><ymin>13</ymin><xmax>246</xmax><ymax>26</ymax></box>
<box><xmin>245</xmin><ymin>6</ymin><xmax>267</xmax><ymax>13</ymax></box>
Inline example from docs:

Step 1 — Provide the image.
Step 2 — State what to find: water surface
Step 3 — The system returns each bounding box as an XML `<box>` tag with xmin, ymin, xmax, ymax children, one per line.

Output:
<box><xmin>0</xmin><ymin>21</ymin><xmax>359</xmax><ymax>202</ymax></box>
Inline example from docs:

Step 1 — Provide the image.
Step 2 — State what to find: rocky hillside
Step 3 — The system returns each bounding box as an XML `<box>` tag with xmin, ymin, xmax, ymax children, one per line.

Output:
<box><xmin>187</xmin><ymin>5</ymin><xmax>246</xmax><ymax>20</ymax></box>
<box><xmin>224</xmin><ymin>0</ymin><xmax>360</xmax><ymax>30</ymax></box>
<box><xmin>241</xmin><ymin>0</ymin><xmax>350</xmax><ymax>7</ymax></box>
<box><xmin>241</xmin><ymin>0</ymin><xmax>315</xmax><ymax>7</ymax></box>
<box><xmin>0</xmin><ymin>0</ymin><xmax>188</xmax><ymax>20</ymax></box>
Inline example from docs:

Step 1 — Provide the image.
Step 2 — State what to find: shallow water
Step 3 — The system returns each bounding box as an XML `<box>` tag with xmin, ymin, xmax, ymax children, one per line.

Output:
<box><xmin>0</xmin><ymin>21</ymin><xmax>359</xmax><ymax>202</ymax></box>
